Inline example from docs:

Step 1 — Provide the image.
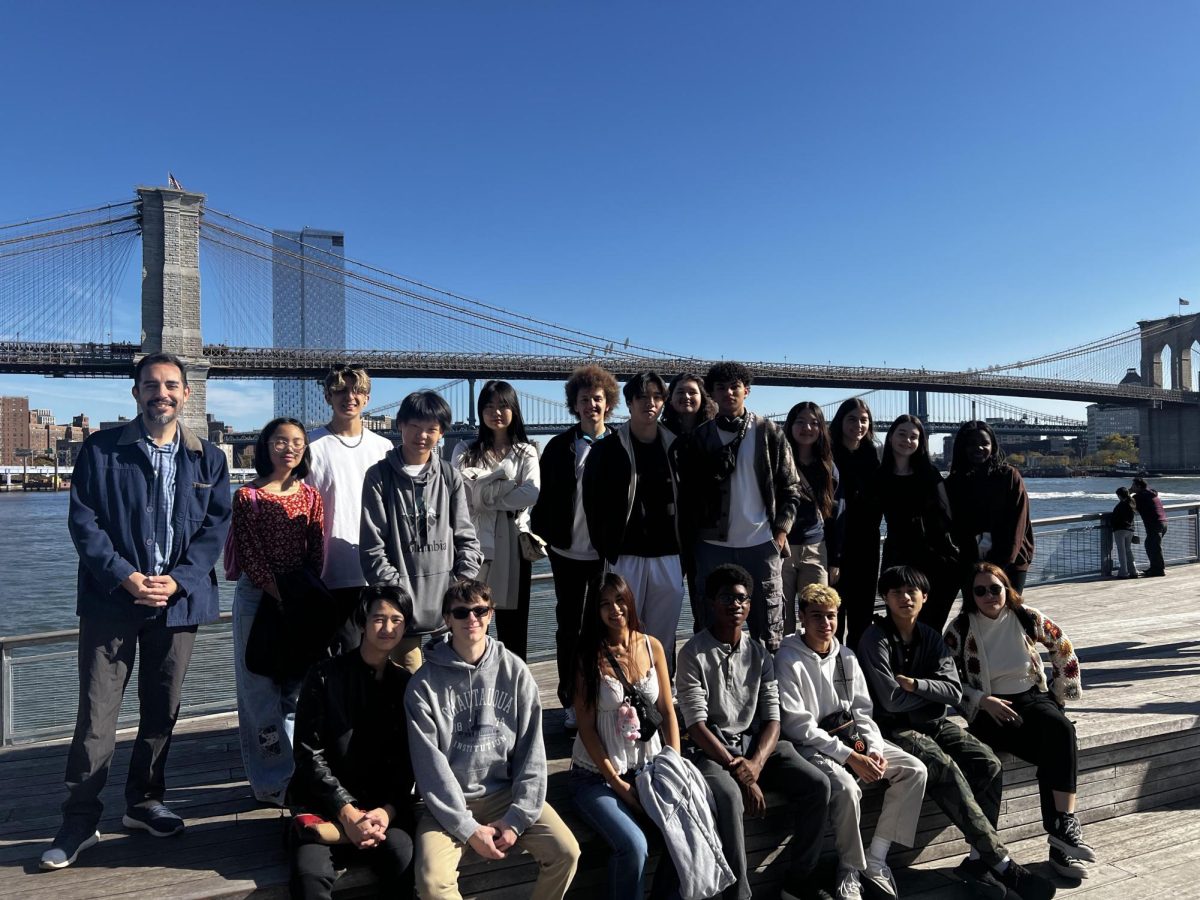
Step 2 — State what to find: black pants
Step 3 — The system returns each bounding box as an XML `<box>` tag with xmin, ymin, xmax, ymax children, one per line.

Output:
<box><xmin>548</xmin><ymin>549</ymin><xmax>602</xmax><ymax>707</ymax></box>
<box><xmin>290</xmin><ymin>826</ymin><xmax>414</xmax><ymax>899</ymax></box>
<box><xmin>1144</xmin><ymin>524</ymin><xmax>1167</xmax><ymax>574</ymax></box>
<box><xmin>969</xmin><ymin>688</ymin><xmax>1078</xmax><ymax>832</ymax></box>
<box><xmin>911</xmin><ymin>560</ymin><xmax>961</xmax><ymax>636</ymax></box>
<box><xmin>693</xmin><ymin>739</ymin><xmax>830</xmax><ymax>900</ymax></box>
<box><xmin>493</xmin><ymin>556</ymin><xmax>532</xmax><ymax>660</ymax></box>
<box><xmin>836</xmin><ymin>534</ymin><xmax>881</xmax><ymax>650</ymax></box>
<box><xmin>62</xmin><ymin>613</ymin><xmax>197</xmax><ymax>828</ymax></box>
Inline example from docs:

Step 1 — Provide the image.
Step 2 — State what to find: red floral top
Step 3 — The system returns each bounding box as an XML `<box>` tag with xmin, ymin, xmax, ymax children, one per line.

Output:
<box><xmin>232</xmin><ymin>483</ymin><xmax>325</xmax><ymax>590</ymax></box>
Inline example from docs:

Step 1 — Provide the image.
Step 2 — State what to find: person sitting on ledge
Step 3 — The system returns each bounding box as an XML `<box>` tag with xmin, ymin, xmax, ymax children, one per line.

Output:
<box><xmin>675</xmin><ymin>563</ymin><xmax>831</xmax><ymax>900</ymax></box>
<box><xmin>287</xmin><ymin>585</ymin><xmax>417</xmax><ymax>899</ymax></box>
<box><xmin>405</xmin><ymin>580</ymin><xmax>580</xmax><ymax>900</ymax></box>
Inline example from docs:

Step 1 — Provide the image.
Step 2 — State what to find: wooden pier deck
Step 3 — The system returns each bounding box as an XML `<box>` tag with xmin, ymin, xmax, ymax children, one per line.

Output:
<box><xmin>2</xmin><ymin>566</ymin><xmax>1199</xmax><ymax>899</ymax></box>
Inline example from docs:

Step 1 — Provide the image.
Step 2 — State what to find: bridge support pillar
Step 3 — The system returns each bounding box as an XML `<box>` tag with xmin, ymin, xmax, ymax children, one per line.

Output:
<box><xmin>468</xmin><ymin>378</ymin><xmax>476</xmax><ymax>428</ymax></box>
<box><xmin>1139</xmin><ymin>403</ymin><xmax>1200</xmax><ymax>473</ymax></box>
<box><xmin>907</xmin><ymin>390</ymin><xmax>928</xmax><ymax>420</ymax></box>
<box><xmin>137</xmin><ymin>186</ymin><xmax>210</xmax><ymax>436</ymax></box>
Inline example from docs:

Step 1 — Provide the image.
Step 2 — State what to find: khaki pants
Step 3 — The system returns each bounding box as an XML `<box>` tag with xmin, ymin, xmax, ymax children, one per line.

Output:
<box><xmin>415</xmin><ymin>792</ymin><xmax>580</xmax><ymax>900</ymax></box>
<box><xmin>392</xmin><ymin>635</ymin><xmax>425</xmax><ymax>673</ymax></box>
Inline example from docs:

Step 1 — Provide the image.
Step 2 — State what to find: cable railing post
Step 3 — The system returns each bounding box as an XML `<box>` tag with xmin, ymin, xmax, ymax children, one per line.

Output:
<box><xmin>1</xmin><ymin>641</ymin><xmax>11</xmax><ymax>746</ymax></box>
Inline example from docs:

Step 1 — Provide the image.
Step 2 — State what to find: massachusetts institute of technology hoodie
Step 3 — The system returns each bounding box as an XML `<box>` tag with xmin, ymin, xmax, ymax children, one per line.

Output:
<box><xmin>359</xmin><ymin>450</ymin><xmax>483</xmax><ymax>635</ymax></box>
<box><xmin>404</xmin><ymin>637</ymin><xmax>546</xmax><ymax>842</ymax></box>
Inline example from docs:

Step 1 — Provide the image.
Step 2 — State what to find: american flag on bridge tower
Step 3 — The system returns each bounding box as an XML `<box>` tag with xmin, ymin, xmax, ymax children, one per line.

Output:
<box><xmin>167</xmin><ymin>173</ymin><xmax>183</xmax><ymax>190</ymax></box>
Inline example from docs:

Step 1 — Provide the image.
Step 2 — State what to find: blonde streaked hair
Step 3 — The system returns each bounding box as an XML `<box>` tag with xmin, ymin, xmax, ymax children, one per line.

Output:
<box><xmin>324</xmin><ymin>365</ymin><xmax>371</xmax><ymax>396</ymax></box>
<box><xmin>797</xmin><ymin>583</ymin><xmax>842</xmax><ymax>614</ymax></box>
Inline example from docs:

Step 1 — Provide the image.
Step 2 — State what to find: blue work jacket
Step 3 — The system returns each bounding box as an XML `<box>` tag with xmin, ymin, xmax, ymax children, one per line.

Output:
<box><xmin>67</xmin><ymin>419</ymin><xmax>232</xmax><ymax>627</ymax></box>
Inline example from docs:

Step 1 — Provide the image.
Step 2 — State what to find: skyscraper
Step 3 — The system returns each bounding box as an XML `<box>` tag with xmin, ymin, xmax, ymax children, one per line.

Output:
<box><xmin>272</xmin><ymin>228</ymin><xmax>346</xmax><ymax>426</ymax></box>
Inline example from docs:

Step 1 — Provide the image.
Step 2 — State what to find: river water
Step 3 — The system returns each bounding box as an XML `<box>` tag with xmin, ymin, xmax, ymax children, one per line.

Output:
<box><xmin>4</xmin><ymin>476</ymin><xmax>1200</xmax><ymax>637</ymax></box>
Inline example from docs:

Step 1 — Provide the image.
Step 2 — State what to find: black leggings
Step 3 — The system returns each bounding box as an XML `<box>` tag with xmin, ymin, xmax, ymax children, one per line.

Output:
<box><xmin>969</xmin><ymin>688</ymin><xmax>1077</xmax><ymax>832</ymax></box>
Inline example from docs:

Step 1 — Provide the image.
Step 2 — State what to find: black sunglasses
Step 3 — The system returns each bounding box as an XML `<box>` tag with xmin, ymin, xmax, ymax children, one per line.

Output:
<box><xmin>715</xmin><ymin>591</ymin><xmax>750</xmax><ymax>606</ymax></box>
<box><xmin>450</xmin><ymin>605</ymin><xmax>492</xmax><ymax>620</ymax></box>
<box><xmin>973</xmin><ymin>584</ymin><xmax>1004</xmax><ymax>597</ymax></box>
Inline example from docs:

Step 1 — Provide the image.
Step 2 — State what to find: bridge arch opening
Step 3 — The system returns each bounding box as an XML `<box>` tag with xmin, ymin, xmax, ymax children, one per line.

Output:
<box><xmin>1160</xmin><ymin>345</ymin><xmax>1174</xmax><ymax>390</ymax></box>
<box><xmin>1191</xmin><ymin>339</ymin><xmax>1200</xmax><ymax>393</ymax></box>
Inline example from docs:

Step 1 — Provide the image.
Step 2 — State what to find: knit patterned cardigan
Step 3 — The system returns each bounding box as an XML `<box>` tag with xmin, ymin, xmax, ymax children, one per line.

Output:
<box><xmin>943</xmin><ymin>604</ymin><xmax>1081</xmax><ymax>722</ymax></box>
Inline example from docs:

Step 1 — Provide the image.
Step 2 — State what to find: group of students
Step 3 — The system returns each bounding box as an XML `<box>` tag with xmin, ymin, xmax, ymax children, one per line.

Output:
<box><xmin>45</xmin><ymin>355</ymin><xmax>1095</xmax><ymax>900</ymax></box>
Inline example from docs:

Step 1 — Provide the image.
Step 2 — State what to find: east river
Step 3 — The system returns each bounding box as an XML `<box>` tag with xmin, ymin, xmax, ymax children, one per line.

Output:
<box><xmin>4</xmin><ymin>476</ymin><xmax>1200</xmax><ymax>637</ymax></box>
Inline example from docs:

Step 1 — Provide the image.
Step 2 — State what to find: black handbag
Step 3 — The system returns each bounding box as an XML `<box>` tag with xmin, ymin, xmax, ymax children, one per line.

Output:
<box><xmin>604</xmin><ymin>647</ymin><xmax>663</xmax><ymax>743</ymax></box>
<box><xmin>245</xmin><ymin>567</ymin><xmax>341</xmax><ymax>682</ymax></box>
<box><xmin>817</xmin><ymin>654</ymin><xmax>868</xmax><ymax>755</ymax></box>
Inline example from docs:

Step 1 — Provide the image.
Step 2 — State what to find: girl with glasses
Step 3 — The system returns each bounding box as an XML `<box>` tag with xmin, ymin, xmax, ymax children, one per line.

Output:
<box><xmin>231</xmin><ymin>417</ymin><xmax>324</xmax><ymax>805</ymax></box>
<box><xmin>451</xmin><ymin>380</ymin><xmax>541</xmax><ymax>659</ymax></box>
<box><xmin>944</xmin><ymin>563</ymin><xmax>1094</xmax><ymax>880</ymax></box>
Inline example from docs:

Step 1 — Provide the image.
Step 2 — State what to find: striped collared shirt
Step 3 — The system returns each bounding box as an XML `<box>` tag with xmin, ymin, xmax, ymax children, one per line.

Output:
<box><xmin>140</xmin><ymin>425</ymin><xmax>179</xmax><ymax>575</ymax></box>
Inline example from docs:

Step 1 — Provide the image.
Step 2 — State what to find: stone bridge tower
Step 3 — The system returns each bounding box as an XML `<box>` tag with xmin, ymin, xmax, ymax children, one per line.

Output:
<box><xmin>1137</xmin><ymin>313</ymin><xmax>1200</xmax><ymax>471</ymax></box>
<box><xmin>137</xmin><ymin>186</ymin><xmax>209</xmax><ymax>436</ymax></box>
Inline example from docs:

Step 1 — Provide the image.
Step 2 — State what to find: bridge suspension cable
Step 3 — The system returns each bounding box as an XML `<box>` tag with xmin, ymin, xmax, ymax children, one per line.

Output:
<box><xmin>0</xmin><ymin>200</ymin><xmax>140</xmax><ymax>343</ymax></box>
<box><xmin>199</xmin><ymin>206</ymin><xmax>689</xmax><ymax>361</ymax></box>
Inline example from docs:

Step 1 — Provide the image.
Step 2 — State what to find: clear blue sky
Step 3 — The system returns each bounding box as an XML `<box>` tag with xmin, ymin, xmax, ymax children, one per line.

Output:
<box><xmin>1</xmin><ymin>1</ymin><xmax>1197</xmax><ymax>429</ymax></box>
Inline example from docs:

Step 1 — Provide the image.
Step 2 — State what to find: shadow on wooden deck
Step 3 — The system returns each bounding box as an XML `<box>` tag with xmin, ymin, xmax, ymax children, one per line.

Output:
<box><xmin>3</xmin><ymin>565</ymin><xmax>1200</xmax><ymax>898</ymax></box>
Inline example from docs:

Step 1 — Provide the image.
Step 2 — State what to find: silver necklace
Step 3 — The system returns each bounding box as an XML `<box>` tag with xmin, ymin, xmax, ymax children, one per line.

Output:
<box><xmin>328</xmin><ymin>428</ymin><xmax>365</xmax><ymax>449</ymax></box>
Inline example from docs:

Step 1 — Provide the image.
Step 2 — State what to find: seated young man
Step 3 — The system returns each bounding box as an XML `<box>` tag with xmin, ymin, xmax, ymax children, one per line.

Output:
<box><xmin>776</xmin><ymin>584</ymin><xmax>927</xmax><ymax>900</ymax></box>
<box><xmin>405</xmin><ymin>580</ymin><xmax>580</xmax><ymax>900</ymax></box>
<box><xmin>360</xmin><ymin>390</ymin><xmax>482</xmax><ymax>671</ymax></box>
<box><xmin>857</xmin><ymin>566</ymin><xmax>1057</xmax><ymax>900</ymax></box>
<box><xmin>288</xmin><ymin>585</ymin><xmax>418</xmax><ymax>899</ymax></box>
<box><xmin>675</xmin><ymin>564</ymin><xmax>831</xmax><ymax>900</ymax></box>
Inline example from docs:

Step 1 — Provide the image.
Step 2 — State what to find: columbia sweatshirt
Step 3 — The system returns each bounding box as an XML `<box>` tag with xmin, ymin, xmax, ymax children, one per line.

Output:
<box><xmin>775</xmin><ymin>633</ymin><xmax>882</xmax><ymax>764</ymax></box>
<box><xmin>404</xmin><ymin>637</ymin><xmax>546</xmax><ymax>843</ymax></box>
<box><xmin>359</xmin><ymin>450</ymin><xmax>483</xmax><ymax>634</ymax></box>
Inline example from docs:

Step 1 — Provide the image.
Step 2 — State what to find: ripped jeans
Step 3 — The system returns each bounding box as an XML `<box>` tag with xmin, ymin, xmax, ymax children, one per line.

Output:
<box><xmin>233</xmin><ymin>577</ymin><xmax>303</xmax><ymax>802</ymax></box>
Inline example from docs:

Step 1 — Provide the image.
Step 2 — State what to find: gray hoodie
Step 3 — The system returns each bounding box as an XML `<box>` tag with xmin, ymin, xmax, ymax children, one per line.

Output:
<box><xmin>404</xmin><ymin>636</ymin><xmax>546</xmax><ymax>842</ymax></box>
<box><xmin>360</xmin><ymin>450</ymin><xmax>483</xmax><ymax>634</ymax></box>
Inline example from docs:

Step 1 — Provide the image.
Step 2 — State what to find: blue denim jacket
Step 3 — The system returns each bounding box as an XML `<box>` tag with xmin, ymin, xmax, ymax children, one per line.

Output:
<box><xmin>68</xmin><ymin>419</ymin><xmax>232</xmax><ymax>627</ymax></box>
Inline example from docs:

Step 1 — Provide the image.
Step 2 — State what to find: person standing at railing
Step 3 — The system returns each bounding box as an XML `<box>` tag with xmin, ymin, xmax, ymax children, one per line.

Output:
<box><xmin>41</xmin><ymin>352</ymin><xmax>231</xmax><ymax>871</ymax></box>
<box><xmin>231</xmin><ymin>417</ymin><xmax>325</xmax><ymax>806</ymax></box>
<box><xmin>451</xmin><ymin>380</ymin><xmax>540</xmax><ymax>660</ymax></box>
<box><xmin>945</xmin><ymin>421</ymin><xmax>1034</xmax><ymax>593</ymax></box>
<box><xmin>1131</xmin><ymin>477</ymin><xmax>1168</xmax><ymax>577</ymax></box>
<box><xmin>306</xmin><ymin>365</ymin><xmax>395</xmax><ymax>652</ymax></box>
<box><xmin>1110</xmin><ymin>487</ymin><xmax>1138</xmax><ymax>579</ymax></box>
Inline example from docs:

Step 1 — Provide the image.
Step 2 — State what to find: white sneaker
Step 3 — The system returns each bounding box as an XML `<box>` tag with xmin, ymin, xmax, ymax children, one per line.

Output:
<box><xmin>563</xmin><ymin>706</ymin><xmax>577</xmax><ymax>731</ymax></box>
<box><xmin>862</xmin><ymin>861</ymin><xmax>899</xmax><ymax>898</ymax></box>
<box><xmin>836</xmin><ymin>867</ymin><xmax>863</xmax><ymax>900</ymax></box>
<box><xmin>40</xmin><ymin>830</ymin><xmax>100</xmax><ymax>870</ymax></box>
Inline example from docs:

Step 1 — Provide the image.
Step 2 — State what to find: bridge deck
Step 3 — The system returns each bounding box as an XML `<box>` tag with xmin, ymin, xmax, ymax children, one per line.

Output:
<box><xmin>1</xmin><ymin>567</ymin><xmax>1198</xmax><ymax>898</ymax></box>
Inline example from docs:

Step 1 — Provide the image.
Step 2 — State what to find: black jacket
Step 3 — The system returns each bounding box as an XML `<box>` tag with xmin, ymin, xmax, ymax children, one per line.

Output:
<box><xmin>1110</xmin><ymin>499</ymin><xmax>1136</xmax><ymax>532</ymax></box>
<box><xmin>857</xmin><ymin>615</ymin><xmax>963</xmax><ymax>733</ymax></box>
<box><xmin>288</xmin><ymin>650</ymin><xmax>414</xmax><ymax>825</ymax></box>
<box><xmin>530</xmin><ymin>424</ymin><xmax>593</xmax><ymax>551</ymax></box>
<box><xmin>582</xmin><ymin>423</ymin><xmax>678</xmax><ymax>565</ymax></box>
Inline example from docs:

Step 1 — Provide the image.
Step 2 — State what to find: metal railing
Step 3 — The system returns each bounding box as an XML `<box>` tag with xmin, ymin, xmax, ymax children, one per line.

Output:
<box><xmin>2</xmin><ymin>505</ymin><xmax>1196</xmax><ymax>746</ymax></box>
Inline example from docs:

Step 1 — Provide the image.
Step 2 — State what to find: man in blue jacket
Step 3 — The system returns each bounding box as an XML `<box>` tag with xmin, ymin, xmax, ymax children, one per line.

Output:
<box><xmin>40</xmin><ymin>352</ymin><xmax>231</xmax><ymax>871</ymax></box>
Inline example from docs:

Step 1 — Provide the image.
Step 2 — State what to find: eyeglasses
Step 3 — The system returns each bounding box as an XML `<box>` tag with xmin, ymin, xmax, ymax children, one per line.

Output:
<box><xmin>715</xmin><ymin>592</ymin><xmax>750</xmax><ymax>606</ymax></box>
<box><xmin>973</xmin><ymin>584</ymin><xmax>1004</xmax><ymax>597</ymax></box>
<box><xmin>271</xmin><ymin>439</ymin><xmax>307</xmax><ymax>451</ymax></box>
<box><xmin>450</xmin><ymin>606</ymin><xmax>492</xmax><ymax>620</ymax></box>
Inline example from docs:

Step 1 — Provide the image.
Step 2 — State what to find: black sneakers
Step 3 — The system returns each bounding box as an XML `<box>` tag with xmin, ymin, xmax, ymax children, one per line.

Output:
<box><xmin>39</xmin><ymin>827</ymin><xmax>100</xmax><ymax>870</ymax></box>
<box><xmin>997</xmin><ymin>860</ymin><xmax>1057</xmax><ymax>900</ymax></box>
<box><xmin>122</xmin><ymin>802</ymin><xmax>185</xmax><ymax>838</ymax></box>
<box><xmin>1049</xmin><ymin>846</ymin><xmax>1089</xmax><ymax>880</ymax></box>
<box><xmin>954</xmin><ymin>858</ymin><xmax>1006</xmax><ymax>900</ymax></box>
<box><xmin>1049</xmin><ymin>812</ymin><xmax>1097</xmax><ymax>863</ymax></box>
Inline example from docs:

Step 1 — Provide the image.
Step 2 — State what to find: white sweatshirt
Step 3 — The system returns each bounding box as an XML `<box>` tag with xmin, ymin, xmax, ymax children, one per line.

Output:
<box><xmin>775</xmin><ymin>632</ymin><xmax>883</xmax><ymax>764</ymax></box>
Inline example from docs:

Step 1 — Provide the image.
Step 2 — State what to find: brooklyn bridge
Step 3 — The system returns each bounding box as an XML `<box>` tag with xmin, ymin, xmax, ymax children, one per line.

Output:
<box><xmin>2</xmin><ymin>185</ymin><xmax>1198</xmax><ymax>466</ymax></box>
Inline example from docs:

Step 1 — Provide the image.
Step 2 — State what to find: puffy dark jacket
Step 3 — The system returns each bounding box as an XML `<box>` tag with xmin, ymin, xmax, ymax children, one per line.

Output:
<box><xmin>289</xmin><ymin>650</ymin><xmax>414</xmax><ymax>825</ymax></box>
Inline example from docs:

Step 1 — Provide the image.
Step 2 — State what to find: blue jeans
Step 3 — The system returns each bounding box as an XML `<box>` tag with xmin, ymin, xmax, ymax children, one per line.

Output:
<box><xmin>569</xmin><ymin>768</ymin><xmax>678</xmax><ymax>900</ymax></box>
<box><xmin>233</xmin><ymin>577</ymin><xmax>303</xmax><ymax>801</ymax></box>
